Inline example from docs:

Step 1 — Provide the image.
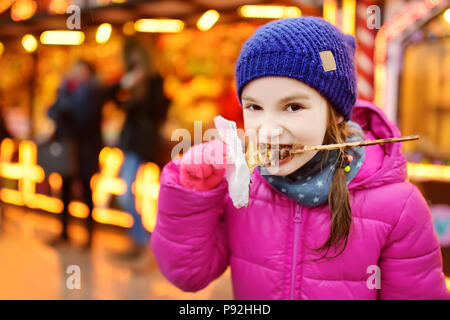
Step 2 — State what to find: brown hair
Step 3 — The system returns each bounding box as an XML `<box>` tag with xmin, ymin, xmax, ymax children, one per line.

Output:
<box><xmin>311</xmin><ymin>103</ymin><xmax>363</xmax><ymax>262</ymax></box>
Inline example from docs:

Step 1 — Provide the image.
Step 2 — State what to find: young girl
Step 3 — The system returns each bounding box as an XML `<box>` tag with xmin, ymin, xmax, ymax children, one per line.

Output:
<box><xmin>151</xmin><ymin>17</ymin><xmax>449</xmax><ymax>299</ymax></box>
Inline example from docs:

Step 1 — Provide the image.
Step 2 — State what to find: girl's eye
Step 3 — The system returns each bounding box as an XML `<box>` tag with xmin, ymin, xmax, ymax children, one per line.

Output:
<box><xmin>246</xmin><ymin>104</ymin><xmax>262</xmax><ymax>111</ymax></box>
<box><xmin>286</xmin><ymin>103</ymin><xmax>304</xmax><ymax>112</ymax></box>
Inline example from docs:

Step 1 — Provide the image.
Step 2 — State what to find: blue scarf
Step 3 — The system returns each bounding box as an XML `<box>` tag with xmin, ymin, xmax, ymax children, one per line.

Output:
<box><xmin>258</xmin><ymin>121</ymin><xmax>365</xmax><ymax>207</ymax></box>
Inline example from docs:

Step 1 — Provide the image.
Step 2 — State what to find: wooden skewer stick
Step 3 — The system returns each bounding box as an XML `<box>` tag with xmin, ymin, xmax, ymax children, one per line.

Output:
<box><xmin>289</xmin><ymin>135</ymin><xmax>420</xmax><ymax>154</ymax></box>
<box><xmin>245</xmin><ymin>135</ymin><xmax>419</xmax><ymax>172</ymax></box>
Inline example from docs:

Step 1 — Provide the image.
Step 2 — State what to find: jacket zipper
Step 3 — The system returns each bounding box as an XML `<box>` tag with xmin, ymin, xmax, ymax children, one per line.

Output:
<box><xmin>290</xmin><ymin>205</ymin><xmax>302</xmax><ymax>300</ymax></box>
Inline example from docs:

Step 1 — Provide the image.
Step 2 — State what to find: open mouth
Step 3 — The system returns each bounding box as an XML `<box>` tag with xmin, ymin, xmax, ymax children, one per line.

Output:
<box><xmin>258</xmin><ymin>143</ymin><xmax>301</xmax><ymax>166</ymax></box>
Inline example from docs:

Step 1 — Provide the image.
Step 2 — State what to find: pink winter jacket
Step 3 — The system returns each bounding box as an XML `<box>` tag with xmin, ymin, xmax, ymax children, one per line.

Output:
<box><xmin>151</xmin><ymin>100</ymin><xmax>450</xmax><ymax>300</ymax></box>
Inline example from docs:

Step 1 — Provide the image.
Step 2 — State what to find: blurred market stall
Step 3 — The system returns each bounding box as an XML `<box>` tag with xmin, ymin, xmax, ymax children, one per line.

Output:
<box><xmin>0</xmin><ymin>0</ymin><xmax>449</xmax><ymax>284</ymax></box>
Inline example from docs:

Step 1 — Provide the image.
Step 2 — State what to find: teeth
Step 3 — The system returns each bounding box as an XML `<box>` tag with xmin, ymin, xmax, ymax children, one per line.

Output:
<box><xmin>280</xmin><ymin>148</ymin><xmax>290</xmax><ymax>160</ymax></box>
<box><xmin>258</xmin><ymin>143</ymin><xmax>293</xmax><ymax>163</ymax></box>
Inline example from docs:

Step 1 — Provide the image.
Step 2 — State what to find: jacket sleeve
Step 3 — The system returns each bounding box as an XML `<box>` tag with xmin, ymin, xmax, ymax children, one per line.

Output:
<box><xmin>379</xmin><ymin>185</ymin><xmax>450</xmax><ymax>299</ymax></box>
<box><xmin>150</xmin><ymin>158</ymin><xmax>230</xmax><ymax>292</ymax></box>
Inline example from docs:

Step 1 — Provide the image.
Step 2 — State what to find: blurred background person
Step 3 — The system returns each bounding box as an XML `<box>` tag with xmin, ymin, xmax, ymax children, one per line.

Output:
<box><xmin>104</xmin><ymin>37</ymin><xmax>171</xmax><ymax>271</ymax></box>
<box><xmin>46</xmin><ymin>59</ymin><xmax>103</xmax><ymax>249</ymax></box>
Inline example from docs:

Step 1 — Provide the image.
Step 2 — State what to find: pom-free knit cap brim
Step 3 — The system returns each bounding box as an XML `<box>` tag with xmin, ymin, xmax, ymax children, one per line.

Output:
<box><xmin>235</xmin><ymin>17</ymin><xmax>357</xmax><ymax>120</ymax></box>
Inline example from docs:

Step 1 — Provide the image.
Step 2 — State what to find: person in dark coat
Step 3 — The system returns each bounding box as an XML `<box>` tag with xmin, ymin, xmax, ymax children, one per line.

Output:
<box><xmin>47</xmin><ymin>59</ymin><xmax>103</xmax><ymax>249</ymax></box>
<box><xmin>105</xmin><ymin>38</ymin><xmax>171</xmax><ymax>269</ymax></box>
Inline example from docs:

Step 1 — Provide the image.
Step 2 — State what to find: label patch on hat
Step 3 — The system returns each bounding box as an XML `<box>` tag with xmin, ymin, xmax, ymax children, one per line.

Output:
<box><xmin>319</xmin><ymin>50</ymin><xmax>337</xmax><ymax>72</ymax></box>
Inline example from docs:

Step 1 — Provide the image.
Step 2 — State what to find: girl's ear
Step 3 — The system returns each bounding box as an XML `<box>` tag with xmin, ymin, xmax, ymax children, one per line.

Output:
<box><xmin>337</xmin><ymin>115</ymin><xmax>344</xmax><ymax>124</ymax></box>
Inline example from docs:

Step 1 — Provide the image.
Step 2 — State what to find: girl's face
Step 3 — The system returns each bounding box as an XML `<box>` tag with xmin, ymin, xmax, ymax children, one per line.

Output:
<box><xmin>242</xmin><ymin>76</ymin><xmax>337</xmax><ymax>176</ymax></box>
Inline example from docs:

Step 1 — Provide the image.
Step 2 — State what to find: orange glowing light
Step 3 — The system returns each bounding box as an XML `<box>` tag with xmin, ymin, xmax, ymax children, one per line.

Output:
<box><xmin>122</xmin><ymin>21</ymin><xmax>136</xmax><ymax>36</ymax></box>
<box><xmin>92</xmin><ymin>208</ymin><xmax>133</xmax><ymax>228</ymax></box>
<box><xmin>445</xmin><ymin>9</ymin><xmax>450</xmax><ymax>23</ymax></box>
<box><xmin>96</xmin><ymin>23</ymin><xmax>112</xmax><ymax>44</ymax></box>
<box><xmin>0</xmin><ymin>138</ymin><xmax>15</xmax><ymax>159</ymax></box>
<box><xmin>407</xmin><ymin>162</ymin><xmax>450</xmax><ymax>182</ymax></box>
<box><xmin>238</xmin><ymin>5</ymin><xmax>301</xmax><ymax>19</ymax></box>
<box><xmin>323</xmin><ymin>0</ymin><xmax>337</xmax><ymax>25</ymax></box>
<box><xmin>0</xmin><ymin>139</ymin><xmax>63</xmax><ymax>213</ymax></box>
<box><xmin>19</xmin><ymin>141</ymin><xmax>44</xmax><ymax>206</ymax></box>
<box><xmin>91</xmin><ymin>146</ymin><xmax>132</xmax><ymax>228</ymax></box>
<box><xmin>92</xmin><ymin>147</ymin><xmax>127</xmax><ymax>205</ymax></box>
<box><xmin>48</xmin><ymin>0</ymin><xmax>72</xmax><ymax>14</ymax></box>
<box><xmin>20</xmin><ymin>141</ymin><xmax>45</xmax><ymax>182</ymax></box>
<box><xmin>135</xmin><ymin>19</ymin><xmax>184</xmax><ymax>33</ymax></box>
<box><xmin>0</xmin><ymin>188</ymin><xmax>24</xmax><ymax>206</ymax></box>
<box><xmin>0</xmin><ymin>141</ymin><xmax>44</xmax><ymax>181</ymax></box>
<box><xmin>22</xmin><ymin>34</ymin><xmax>38</xmax><ymax>53</ymax></box>
<box><xmin>0</xmin><ymin>139</ymin><xmax>23</xmax><ymax>205</ymax></box>
<box><xmin>134</xmin><ymin>162</ymin><xmax>160</xmax><ymax>232</ymax></box>
<box><xmin>0</xmin><ymin>139</ymin><xmax>164</xmax><ymax>231</ymax></box>
<box><xmin>0</xmin><ymin>0</ymin><xmax>14</xmax><ymax>15</ymax></box>
<box><xmin>40</xmin><ymin>30</ymin><xmax>85</xmax><ymax>45</ymax></box>
<box><xmin>27</xmin><ymin>194</ymin><xmax>63</xmax><ymax>213</ymax></box>
<box><xmin>48</xmin><ymin>172</ymin><xmax>62</xmax><ymax>190</ymax></box>
<box><xmin>11</xmin><ymin>0</ymin><xmax>37</xmax><ymax>21</ymax></box>
<box><xmin>197</xmin><ymin>10</ymin><xmax>220</xmax><ymax>31</ymax></box>
<box><xmin>68</xmin><ymin>201</ymin><xmax>90</xmax><ymax>219</ymax></box>
<box><xmin>342</xmin><ymin>0</ymin><xmax>356</xmax><ymax>35</ymax></box>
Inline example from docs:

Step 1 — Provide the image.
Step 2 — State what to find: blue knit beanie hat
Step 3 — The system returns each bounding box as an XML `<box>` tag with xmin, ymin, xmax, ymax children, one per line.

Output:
<box><xmin>235</xmin><ymin>16</ymin><xmax>357</xmax><ymax>120</ymax></box>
